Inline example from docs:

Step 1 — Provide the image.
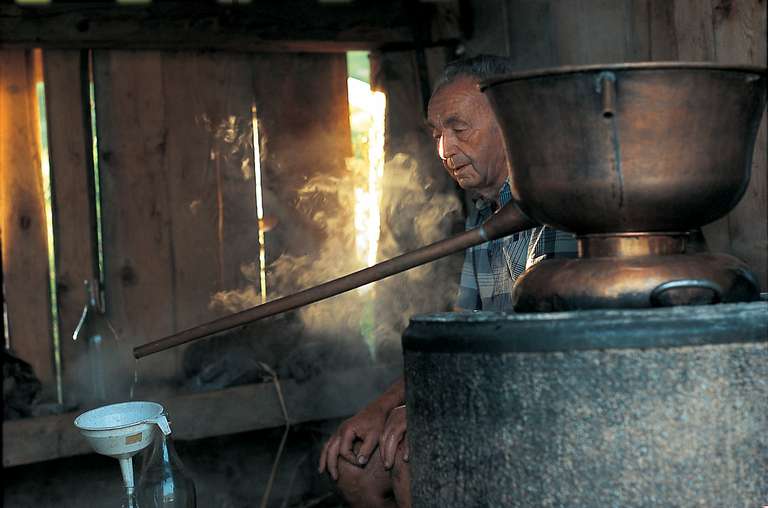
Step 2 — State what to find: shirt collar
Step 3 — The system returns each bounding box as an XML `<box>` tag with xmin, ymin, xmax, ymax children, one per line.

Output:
<box><xmin>475</xmin><ymin>179</ymin><xmax>512</xmax><ymax>211</ymax></box>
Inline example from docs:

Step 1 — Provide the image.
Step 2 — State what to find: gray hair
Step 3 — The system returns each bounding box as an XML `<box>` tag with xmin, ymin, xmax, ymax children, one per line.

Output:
<box><xmin>432</xmin><ymin>54</ymin><xmax>515</xmax><ymax>94</ymax></box>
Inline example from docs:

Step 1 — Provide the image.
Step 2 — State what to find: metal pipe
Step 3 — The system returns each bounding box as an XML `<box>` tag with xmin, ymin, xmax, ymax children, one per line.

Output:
<box><xmin>133</xmin><ymin>202</ymin><xmax>537</xmax><ymax>359</ymax></box>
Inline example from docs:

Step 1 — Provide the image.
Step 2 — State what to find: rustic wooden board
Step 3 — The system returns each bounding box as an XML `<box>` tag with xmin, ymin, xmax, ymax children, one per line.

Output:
<box><xmin>251</xmin><ymin>52</ymin><xmax>351</xmax><ymax>270</ymax></box>
<box><xmin>505</xmin><ymin>0</ymin><xmax>559</xmax><ymax>69</ymax></box>
<box><xmin>43</xmin><ymin>49</ymin><xmax>99</xmax><ymax>404</ymax></box>
<box><xmin>159</xmin><ymin>51</ymin><xmax>260</xmax><ymax>331</ymax></box>
<box><xmin>92</xmin><ymin>50</ymin><xmax>176</xmax><ymax>383</ymax></box>
<box><xmin>550</xmin><ymin>0</ymin><xmax>650</xmax><ymax>65</ymax></box>
<box><xmin>672</xmin><ymin>0</ymin><xmax>718</xmax><ymax>61</ymax></box>
<box><xmin>2</xmin><ymin>365</ymin><xmax>401</xmax><ymax>467</ymax></box>
<box><xmin>648</xmin><ymin>0</ymin><xmax>679</xmax><ymax>60</ymax></box>
<box><xmin>0</xmin><ymin>49</ymin><xmax>55</xmax><ymax>387</ymax></box>
<box><xmin>0</xmin><ymin>1</ymin><xmax>460</xmax><ymax>52</ymax></box>
<box><xmin>93</xmin><ymin>50</ymin><xmax>282</xmax><ymax>386</ymax></box>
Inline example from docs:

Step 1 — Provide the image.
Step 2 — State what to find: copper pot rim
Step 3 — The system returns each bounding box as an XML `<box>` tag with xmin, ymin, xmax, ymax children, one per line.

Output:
<box><xmin>479</xmin><ymin>61</ymin><xmax>767</xmax><ymax>90</ymax></box>
<box><xmin>575</xmin><ymin>231</ymin><xmax>690</xmax><ymax>239</ymax></box>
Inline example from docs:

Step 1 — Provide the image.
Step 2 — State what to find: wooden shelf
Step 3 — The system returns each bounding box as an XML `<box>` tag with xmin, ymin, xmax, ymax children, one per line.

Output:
<box><xmin>3</xmin><ymin>364</ymin><xmax>400</xmax><ymax>468</ymax></box>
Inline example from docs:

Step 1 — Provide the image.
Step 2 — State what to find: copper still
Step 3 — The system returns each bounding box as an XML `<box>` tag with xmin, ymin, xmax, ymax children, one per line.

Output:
<box><xmin>482</xmin><ymin>63</ymin><xmax>766</xmax><ymax>311</ymax></box>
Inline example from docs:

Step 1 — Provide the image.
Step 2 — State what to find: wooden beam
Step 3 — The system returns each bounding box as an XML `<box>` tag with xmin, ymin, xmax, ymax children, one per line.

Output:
<box><xmin>2</xmin><ymin>364</ymin><xmax>401</xmax><ymax>467</ymax></box>
<box><xmin>0</xmin><ymin>1</ymin><xmax>462</xmax><ymax>52</ymax></box>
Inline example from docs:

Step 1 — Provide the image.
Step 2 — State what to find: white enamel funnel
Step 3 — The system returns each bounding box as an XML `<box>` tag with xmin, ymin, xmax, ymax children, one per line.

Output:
<box><xmin>74</xmin><ymin>401</ymin><xmax>171</xmax><ymax>495</ymax></box>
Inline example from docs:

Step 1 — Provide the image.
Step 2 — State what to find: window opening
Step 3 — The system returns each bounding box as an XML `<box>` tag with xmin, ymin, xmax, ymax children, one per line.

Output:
<box><xmin>34</xmin><ymin>49</ymin><xmax>63</xmax><ymax>404</ymax></box>
<box><xmin>251</xmin><ymin>104</ymin><xmax>268</xmax><ymax>304</ymax></box>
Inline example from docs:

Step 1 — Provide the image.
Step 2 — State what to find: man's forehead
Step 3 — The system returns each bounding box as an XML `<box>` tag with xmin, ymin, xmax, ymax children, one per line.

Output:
<box><xmin>427</xmin><ymin>77</ymin><xmax>484</xmax><ymax>125</ymax></box>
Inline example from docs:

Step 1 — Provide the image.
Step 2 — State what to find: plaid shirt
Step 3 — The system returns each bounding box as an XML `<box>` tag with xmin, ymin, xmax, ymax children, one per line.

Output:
<box><xmin>456</xmin><ymin>181</ymin><xmax>578</xmax><ymax>311</ymax></box>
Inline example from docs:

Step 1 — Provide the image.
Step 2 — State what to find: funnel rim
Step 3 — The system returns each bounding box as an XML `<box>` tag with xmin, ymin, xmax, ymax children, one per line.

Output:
<box><xmin>74</xmin><ymin>401</ymin><xmax>164</xmax><ymax>431</ymax></box>
<box><xmin>479</xmin><ymin>62</ymin><xmax>767</xmax><ymax>90</ymax></box>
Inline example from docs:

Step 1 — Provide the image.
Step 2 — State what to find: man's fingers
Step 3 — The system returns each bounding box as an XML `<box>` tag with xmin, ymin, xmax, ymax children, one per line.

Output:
<box><xmin>356</xmin><ymin>432</ymin><xmax>379</xmax><ymax>466</ymax></box>
<box><xmin>327</xmin><ymin>436</ymin><xmax>341</xmax><ymax>480</ymax></box>
<box><xmin>338</xmin><ymin>428</ymin><xmax>359</xmax><ymax>465</ymax></box>
<box><xmin>318</xmin><ymin>438</ymin><xmax>331</xmax><ymax>473</ymax></box>
<box><xmin>381</xmin><ymin>430</ymin><xmax>402</xmax><ymax>469</ymax></box>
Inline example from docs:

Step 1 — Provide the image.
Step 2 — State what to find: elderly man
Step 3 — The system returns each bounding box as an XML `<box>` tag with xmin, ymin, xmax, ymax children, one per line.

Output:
<box><xmin>318</xmin><ymin>55</ymin><xmax>576</xmax><ymax>507</ymax></box>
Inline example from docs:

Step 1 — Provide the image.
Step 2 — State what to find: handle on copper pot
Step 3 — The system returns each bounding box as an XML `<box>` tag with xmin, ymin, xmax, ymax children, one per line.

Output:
<box><xmin>650</xmin><ymin>279</ymin><xmax>723</xmax><ymax>307</ymax></box>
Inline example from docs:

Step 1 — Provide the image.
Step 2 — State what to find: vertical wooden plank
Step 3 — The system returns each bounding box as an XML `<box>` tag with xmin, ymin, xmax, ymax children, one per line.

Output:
<box><xmin>672</xmin><ymin>0</ymin><xmax>717</xmax><ymax>60</ymax></box>
<box><xmin>625</xmin><ymin>0</ymin><xmax>652</xmax><ymax>62</ymax></box>
<box><xmin>648</xmin><ymin>0</ymin><xmax>679</xmax><ymax>60</ymax></box>
<box><xmin>43</xmin><ymin>49</ymin><xmax>98</xmax><ymax>403</ymax></box>
<box><xmin>0</xmin><ymin>49</ymin><xmax>55</xmax><ymax>387</ymax></box>
<box><xmin>463</xmin><ymin>0</ymin><xmax>512</xmax><ymax>56</ymax></box>
<box><xmin>711</xmin><ymin>0</ymin><xmax>768</xmax><ymax>289</ymax></box>
<box><xmin>669</xmin><ymin>0</ymin><xmax>732</xmax><ymax>256</ymax></box>
<box><xmin>251</xmin><ymin>53</ymin><xmax>352</xmax><ymax>271</ymax></box>
<box><xmin>506</xmin><ymin>0</ymin><xmax>559</xmax><ymax>69</ymax></box>
<box><xmin>93</xmin><ymin>50</ymin><xmax>175</xmax><ymax>384</ymax></box>
<box><xmin>550</xmin><ymin>0</ymin><xmax>636</xmax><ymax>65</ymax></box>
<box><xmin>160</xmin><ymin>51</ymin><xmax>260</xmax><ymax>330</ymax></box>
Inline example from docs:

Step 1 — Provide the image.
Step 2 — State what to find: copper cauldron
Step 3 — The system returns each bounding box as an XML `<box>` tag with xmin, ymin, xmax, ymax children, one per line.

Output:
<box><xmin>482</xmin><ymin>63</ymin><xmax>766</xmax><ymax>310</ymax></box>
<box><xmin>482</xmin><ymin>63</ymin><xmax>766</xmax><ymax>234</ymax></box>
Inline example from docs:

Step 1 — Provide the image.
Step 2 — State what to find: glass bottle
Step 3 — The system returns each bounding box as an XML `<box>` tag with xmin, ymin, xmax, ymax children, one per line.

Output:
<box><xmin>136</xmin><ymin>417</ymin><xmax>197</xmax><ymax>508</ymax></box>
<box><xmin>72</xmin><ymin>279</ymin><xmax>132</xmax><ymax>408</ymax></box>
<box><xmin>121</xmin><ymin>491</ymin><xmax>139</xmax><ymax>508</ymax></box>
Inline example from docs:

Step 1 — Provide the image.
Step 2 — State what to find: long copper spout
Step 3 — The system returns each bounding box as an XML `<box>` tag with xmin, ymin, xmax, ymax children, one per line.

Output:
<box><xmin>133</xmin><ymin>202</ymin><xmax>537</xmax><ymax>359</ymax></box>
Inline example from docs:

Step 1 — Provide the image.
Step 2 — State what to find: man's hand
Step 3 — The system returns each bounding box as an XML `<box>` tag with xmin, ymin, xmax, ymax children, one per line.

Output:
<box><xmin>318</xmin><ymin>404</ymin><xmax>387</xmax><ymax>480</ymax></box>
<box><xmin>380</xmin><ymin>404</ymin><xmax>409</xmax><ymax>470</ymax></box>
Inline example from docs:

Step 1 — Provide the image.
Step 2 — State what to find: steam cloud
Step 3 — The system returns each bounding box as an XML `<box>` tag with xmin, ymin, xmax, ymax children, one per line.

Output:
<box><xmin>210</xmin><ymin>152</ymin><xmax>463</xmax><ymax>363</ymax></box>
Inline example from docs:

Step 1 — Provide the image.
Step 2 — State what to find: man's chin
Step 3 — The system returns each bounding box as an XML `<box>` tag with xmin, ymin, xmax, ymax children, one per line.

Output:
<box><xmin>456</xmin><ymin>177</ymin><xmax>479</xmax><ymax>190</ymax></box>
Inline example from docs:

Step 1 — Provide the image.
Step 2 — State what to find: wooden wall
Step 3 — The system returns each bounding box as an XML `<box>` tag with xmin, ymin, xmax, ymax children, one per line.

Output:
<box><xmin>1</xmin><ymin>50</ymin><xmax>56</xmax><ymax>390</ymax></box>
<box><xmin>464</xmin><ymin>0</ymin><xmax>767</xmax><ymax>289</ymax></box>
<box><xmin>1</xmin><ymin>48</ymin><xmax>354</xmax><ymax>404</ymax></box>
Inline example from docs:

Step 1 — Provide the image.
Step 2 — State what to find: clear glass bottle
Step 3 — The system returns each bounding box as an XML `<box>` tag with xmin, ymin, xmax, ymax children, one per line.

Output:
<box><xmin>72</xmin><ymin>279</ymin><xmax>132</xmax><ymax>408</ymax></box>
<box><xmin>121</xmin><ymin>491</ymin><xmax>139</xmax><ymax>508</ymax></box>
<box><xmin>136</xmin><ymin>418</ymin><xmax>197</xmax><ymax>508</ymax></box>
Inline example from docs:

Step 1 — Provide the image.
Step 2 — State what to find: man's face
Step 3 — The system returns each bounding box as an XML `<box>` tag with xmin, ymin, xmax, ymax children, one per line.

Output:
<box><xmin>427</xmin><ymin>75</ymin><xmax>508</xmax><ymax>198</ymax></box>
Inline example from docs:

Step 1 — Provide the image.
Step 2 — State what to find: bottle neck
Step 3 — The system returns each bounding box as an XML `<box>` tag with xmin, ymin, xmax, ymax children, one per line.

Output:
<box><xmin>85</xmin><ymin>279</ymin><xmax>104</xmax><ymax>313</ymax></box>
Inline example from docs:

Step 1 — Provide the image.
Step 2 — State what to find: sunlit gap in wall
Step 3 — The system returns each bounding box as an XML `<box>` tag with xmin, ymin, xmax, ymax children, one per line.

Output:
<box><xmin>251</xmin><ymin>104</ymin><xmax>268</xmax><ymax>304</ymax></box>
<box><xmin>347</xmin><ymin>51</ymin><xmax>385</xmax><ymax>355</ymax></box>
<box><xmin>2</xmin><ymin>280</ymin><xmax>9</xmax><ymax>350</ymax></box>
<box><xmin>34</xmin><ymin>49</ymin><xmax>63</xmax><ymax>404</ymax></box>
<box><xmin>88</xmin><ymin>51</ymin><xmax>105</xmax><ymax>286</ymax></box>
<box><xmin>347</xmin><ymin>51</ymin><xmax>386</xmax><ymax>274</ymax></box>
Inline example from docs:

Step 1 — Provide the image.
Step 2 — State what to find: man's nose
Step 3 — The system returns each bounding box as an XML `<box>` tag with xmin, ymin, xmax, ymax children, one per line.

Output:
<box><xmin>438</xmin><ymin>133</ymin><xmax>457</xmax><ymax>161</ymax></box>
